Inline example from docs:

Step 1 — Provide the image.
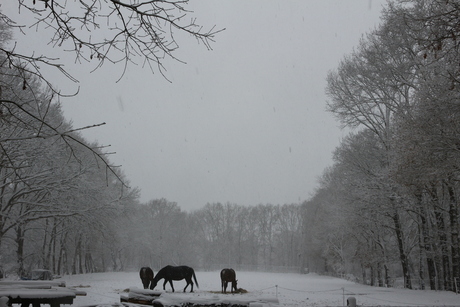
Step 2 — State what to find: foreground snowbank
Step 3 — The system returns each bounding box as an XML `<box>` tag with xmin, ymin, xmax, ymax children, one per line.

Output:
<box><xmin>59</xmin><ymin>271</ymin><xmax>459</xmax><ymax>307</ymax></box>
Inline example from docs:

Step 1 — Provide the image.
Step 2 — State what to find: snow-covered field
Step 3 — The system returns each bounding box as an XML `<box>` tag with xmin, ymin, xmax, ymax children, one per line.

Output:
<box><xmin>59</xmin><ymin>271</ymin><xmax>459</xmax><ymax>307</ymax></box>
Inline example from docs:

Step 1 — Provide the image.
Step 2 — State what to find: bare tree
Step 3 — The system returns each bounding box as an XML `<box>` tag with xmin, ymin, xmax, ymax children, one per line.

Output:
<box><xmin>2</xmin><ymin>0</ymin><xmax>223</xmax><ymax>85</ymax></box>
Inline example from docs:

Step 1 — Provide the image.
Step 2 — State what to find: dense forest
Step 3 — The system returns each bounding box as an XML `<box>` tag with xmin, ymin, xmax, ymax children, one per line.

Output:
<box><xmin>1</xmin><ymin>0</ymin><xmax>460</xmax><ymax>293</ymax></box>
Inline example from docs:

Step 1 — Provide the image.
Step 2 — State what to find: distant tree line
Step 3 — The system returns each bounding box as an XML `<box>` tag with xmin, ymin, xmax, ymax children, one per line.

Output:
<box><xmin>123</xmin><ymin>201</ymin><xmax>305</xmax><ymax>273</ymax></box>
<box><xmin>2</xmin><ymin>0</ymin><xmax>460</xmax><ymax>294</ymax></box>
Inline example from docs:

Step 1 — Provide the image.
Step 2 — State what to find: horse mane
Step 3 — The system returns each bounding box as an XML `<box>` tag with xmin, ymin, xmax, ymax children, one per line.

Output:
<box><xmin>153</xmin><ymin>265</ymin><xmax>169</xmax><ymax>281</ymax></box>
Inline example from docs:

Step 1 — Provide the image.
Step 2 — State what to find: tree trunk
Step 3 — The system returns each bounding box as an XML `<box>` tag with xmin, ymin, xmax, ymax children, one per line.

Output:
<box><xmin>42</xmin><ymin>219</ymin><xmax>49</xmax><ymax>270</ymax></box>
<box><xmin>434</xmin><ymin>207</ymin><xmax>450</xmax><ymax>290</ymax></box>
<box><xmin>384</xmin><ymin>264</ymin><xmax>390</xmax><ymax>287</ymax></box>
<box><xmin>418</xmin><ymin>223</ymin><xmax>425</xmax><ymax>290</ymax></box>
<box><xmin>418</xmin><ymin>195</ymin><xmax>436</xmax><ymax>290</ymax></box>
<box><xmin>118</xmin><ymin>248</ymin><xmax>126</xmax><ymax>271</ymax></box>
<box><xmin>85</xmin><ymin>251</ymin><xmax>94</xmax><ymax>273</ymax></box>
<box><xmin>392</xmin><ymin>207</ymin><xmax>412</xmax><ymax>289</ymax></box>
<box><xmin>111</xmin><ymin>250</ymin><xmax>118</xmax><ymax>271</ymax></box>
<box><xmin>429</xmin><ymin>185</ymin><xmax>450</xmax><ymax>290</ymax></box>
<box><xmin>101</xmin><ymin>240</ymin><xmax>106</xmax><ymax>272</ymax></box>
<box><xmin>46</xmin><ymin>220</ymin><xmax>56</xmax><ymax>272</ymax></box>
<box><xmin>51</xmin><ymin>221</ymin><xmax>57</xmax><ymax>273</ymax></box>
<box><xmin>63</xmin><ymin>248</ymin><xmax>69</xmax><ymax>275</ymax></box>
<box><xmin>370</xmin><ymin>265</ymin><xmax>375</xmax><ymax>286</ymax></box>
<box><xmin>78</xmin><ymin>237</ymin><xmax>84</xmax><ymax>274</ymax></box>
<box><xmin>447</xmin><ymin>184</ymin><xmax>460</xmax><ymax>284</ymax></box>
<box><xmin>57</xmin><ymin>247</ymin><xmax>63</xmax><ymax>275</ymax></box>
<box><xmin>16</xmin><ymin>225</ymin><xmax>25</xmax><ymax>277</ymax></box>
<box><xmin>377</xmin><ymin>261</ymin><xmax>383</xmax><ymax>287</ymax></box>
<box><xmin>72</xmin><ymin>234</ymin><xmax>82</xmax><ymax>275</ymax></box>
<box><xmin>57</xmin><ymin>230</ymin><xmax>68</xmax><ymax>275</ymax></box>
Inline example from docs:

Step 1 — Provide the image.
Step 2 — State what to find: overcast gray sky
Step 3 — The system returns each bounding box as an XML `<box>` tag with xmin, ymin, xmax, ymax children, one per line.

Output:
<box><xmin>4</xmin><ymin>1</ymin><xmax>387</xmax><ymax>211</ymax></box>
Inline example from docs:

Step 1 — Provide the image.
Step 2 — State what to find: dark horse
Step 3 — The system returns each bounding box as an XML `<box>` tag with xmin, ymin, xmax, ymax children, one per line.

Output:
<box><xmin>150</xmin><ymin>265</ymin><xmax>199</xmax><ymax>292</ymax></box>
<box><xmin>220</xmin><ymin>268</ymin><xmax>238</xmax><ymax>293</ymax></box>
<box><xmin>139</xmin><ymin>267</ymin><xmax>154</xmax><ymax>289</ymax></box>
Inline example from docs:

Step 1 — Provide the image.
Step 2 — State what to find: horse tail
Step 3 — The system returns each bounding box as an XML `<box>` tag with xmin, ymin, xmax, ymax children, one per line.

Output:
<box><xmin>192</xmin><ymin>269</ymin><xmax>199</xmax><ymax>289</ymax></box>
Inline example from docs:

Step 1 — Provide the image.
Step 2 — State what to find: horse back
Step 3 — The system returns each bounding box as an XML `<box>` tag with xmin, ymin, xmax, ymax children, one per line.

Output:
<box><xmin>140</xmin><ymin>267</ymin><xmax>154</xmax><ymax>280</ymax></box>
<box><xmin>220</xmin><ymin>268</ymin><xmax>236</xmax><ymax>281</ymax></box>
<box><xmin>158</xmin><ymin>265</ymin><xmax>194</xmax><ymax>280</ymax></box>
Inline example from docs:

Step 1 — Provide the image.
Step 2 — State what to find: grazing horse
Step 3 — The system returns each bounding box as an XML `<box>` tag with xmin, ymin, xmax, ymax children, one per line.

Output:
<box><xmin>150</xmin><ymin>265</ymin><xmax>199</xmax><ymax>292</ymax></box>
<box><xmin>139</xmin><ymin>267</ymin><xmax>154</xmax><ymax>289</ymax></box>
<box><xmin>220</xmin><ymin>268</ymin><xmax>238</xmax><ymax>293</ymax></box>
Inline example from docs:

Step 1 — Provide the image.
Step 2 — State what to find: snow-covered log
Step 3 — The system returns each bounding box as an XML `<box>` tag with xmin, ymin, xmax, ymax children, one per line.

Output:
<box><xmin>120</xmin><ymin>289</ymin><xmax>278</xmax><ymax>307</ymax></box>
<box><xmin>120</xmin><ymin>287</ymin><xmax>161</xmax><ymax>305</ymax></box>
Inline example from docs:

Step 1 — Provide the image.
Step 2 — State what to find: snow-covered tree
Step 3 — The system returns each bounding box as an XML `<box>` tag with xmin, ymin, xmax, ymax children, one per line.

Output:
<box><xmin>324</xmin><ymin>0</ymin><xmax>460</xmax><ymax>290</ymax></box>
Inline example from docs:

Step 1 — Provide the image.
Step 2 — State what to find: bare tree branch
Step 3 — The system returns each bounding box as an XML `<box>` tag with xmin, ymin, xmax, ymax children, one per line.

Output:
<box><xmin>3</xmin><ymin>0</ymin><xmax>224</xmax><ymax>85</ymax></box>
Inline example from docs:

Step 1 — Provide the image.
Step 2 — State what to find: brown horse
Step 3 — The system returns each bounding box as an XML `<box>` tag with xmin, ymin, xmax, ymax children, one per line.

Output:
<box><xmin>220</xmin><ymin>268</ymin><xmax>238</xmax><ymax>293</ymax></box>
<box><xmin>150</xmin><ymin>265</ymin><xmax>199</xmax><ymax>292</ymax></box>
<box><xmin>139</xmin><ymin>267</ymin><xmax>154</xmax><ymax>289</ymax></box>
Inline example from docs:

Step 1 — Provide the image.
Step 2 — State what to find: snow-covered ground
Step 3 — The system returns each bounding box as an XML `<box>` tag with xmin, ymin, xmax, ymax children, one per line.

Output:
<box><xmin>59</xmin><ymin>271</ymin><xmax>459</xmax><ymax>307</ymax></box>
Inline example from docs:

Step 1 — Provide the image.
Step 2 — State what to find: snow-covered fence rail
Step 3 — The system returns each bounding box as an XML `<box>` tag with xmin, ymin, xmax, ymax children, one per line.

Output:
<box><xmin>200</xmin><ymin>264</ymin><xmax>302</xmax><ymax>274</ymax></box>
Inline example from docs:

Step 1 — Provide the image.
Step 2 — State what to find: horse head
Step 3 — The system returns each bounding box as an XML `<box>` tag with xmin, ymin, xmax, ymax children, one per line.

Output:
<box><xmin>233</xmin><ymin>279</ymin><xmax>238</xmax><ymax>290</ymax></box>
<box><xmin>150</xmin><ymin>279</ymin><xmax>158</xmax><ymax>290</ymax></box>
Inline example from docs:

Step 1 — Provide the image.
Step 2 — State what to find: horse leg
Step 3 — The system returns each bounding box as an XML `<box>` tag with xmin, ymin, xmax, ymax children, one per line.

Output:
<box><xmin>169</xmin><ymin>280</ymin><xmax>175</xmax><ymax>292</ymax></box>
<box><xmin>184</xmin><ymin>277</ymin><xmax>193</xmax><ymax>292</ymax></box>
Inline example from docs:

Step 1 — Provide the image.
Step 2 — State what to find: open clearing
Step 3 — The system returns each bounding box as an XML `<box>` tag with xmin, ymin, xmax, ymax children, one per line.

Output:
<box><xmin>60</xmin><ymin>271</ymin><xmax>460</xmax><ymax>307</ymax></box>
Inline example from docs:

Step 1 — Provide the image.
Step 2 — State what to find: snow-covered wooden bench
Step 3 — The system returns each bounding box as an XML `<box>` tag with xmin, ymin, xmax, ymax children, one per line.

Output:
<box><xmin>0</xmin><ymin>280</ymin><xmax>86</xmax><ymax>307</ymax></box>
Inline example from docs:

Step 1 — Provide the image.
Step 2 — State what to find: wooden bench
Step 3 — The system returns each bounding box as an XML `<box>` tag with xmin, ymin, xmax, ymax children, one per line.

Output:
<box><xmin>0</xmin><ymin>280</ymin><xmax>86</xmax><ymax>307</ymax></box>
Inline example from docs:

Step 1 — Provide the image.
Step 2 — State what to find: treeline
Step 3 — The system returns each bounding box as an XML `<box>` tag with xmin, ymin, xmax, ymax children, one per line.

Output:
<box><xmin>305</xmin><ymin>0</ymin><xmax>460</xmax><ymax>291</ymax></box>
<box><xmin>122</xmin><ymin>201</ymin><xmax>305</xmax><ymax>273</ymax></box>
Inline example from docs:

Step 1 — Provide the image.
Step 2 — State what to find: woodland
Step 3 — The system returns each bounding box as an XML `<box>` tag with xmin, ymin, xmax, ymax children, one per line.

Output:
<box><xmin>1</xmin><ymin>0</ymin><xmax>460</xmax><ymax>293</ymax></box>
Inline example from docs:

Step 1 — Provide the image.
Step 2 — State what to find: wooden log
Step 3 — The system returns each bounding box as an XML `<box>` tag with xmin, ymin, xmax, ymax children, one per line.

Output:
<box><xmin>146</xmin><ymin>303</ymin><xmax>250</xmax><ymax>307</ymax></box>
<box><xmin>120</xmin><ymin>290</ymin><xmax>278</xmax><ymax>307</ymax></box>
<box><xmin>120</xmin><ymin>295</ymin><xmax>154</xmax><ymax>305</ymax></box>
<box><xmin>120</xmin><ymin>296</ymin><xmax>251</xmax><ymax>307</ymax></box>
<box><xmin>128</xmin><ymin>287</ymin><xmax>162</xmax><ymax>297</ymax></box>
<box><xmin>119</xmin><ymin>287</ymin><xmax>162</xmax><ymax>305</ymax></box>
<box><xmin>180</xmin><ymin>304</ymin><xmax>249</xmax><ymax>307</ymax></box>
<box><xmin>68</xmin><ymin>288</ymin><xmax>87</xmax><ymax>296</ymax></box>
